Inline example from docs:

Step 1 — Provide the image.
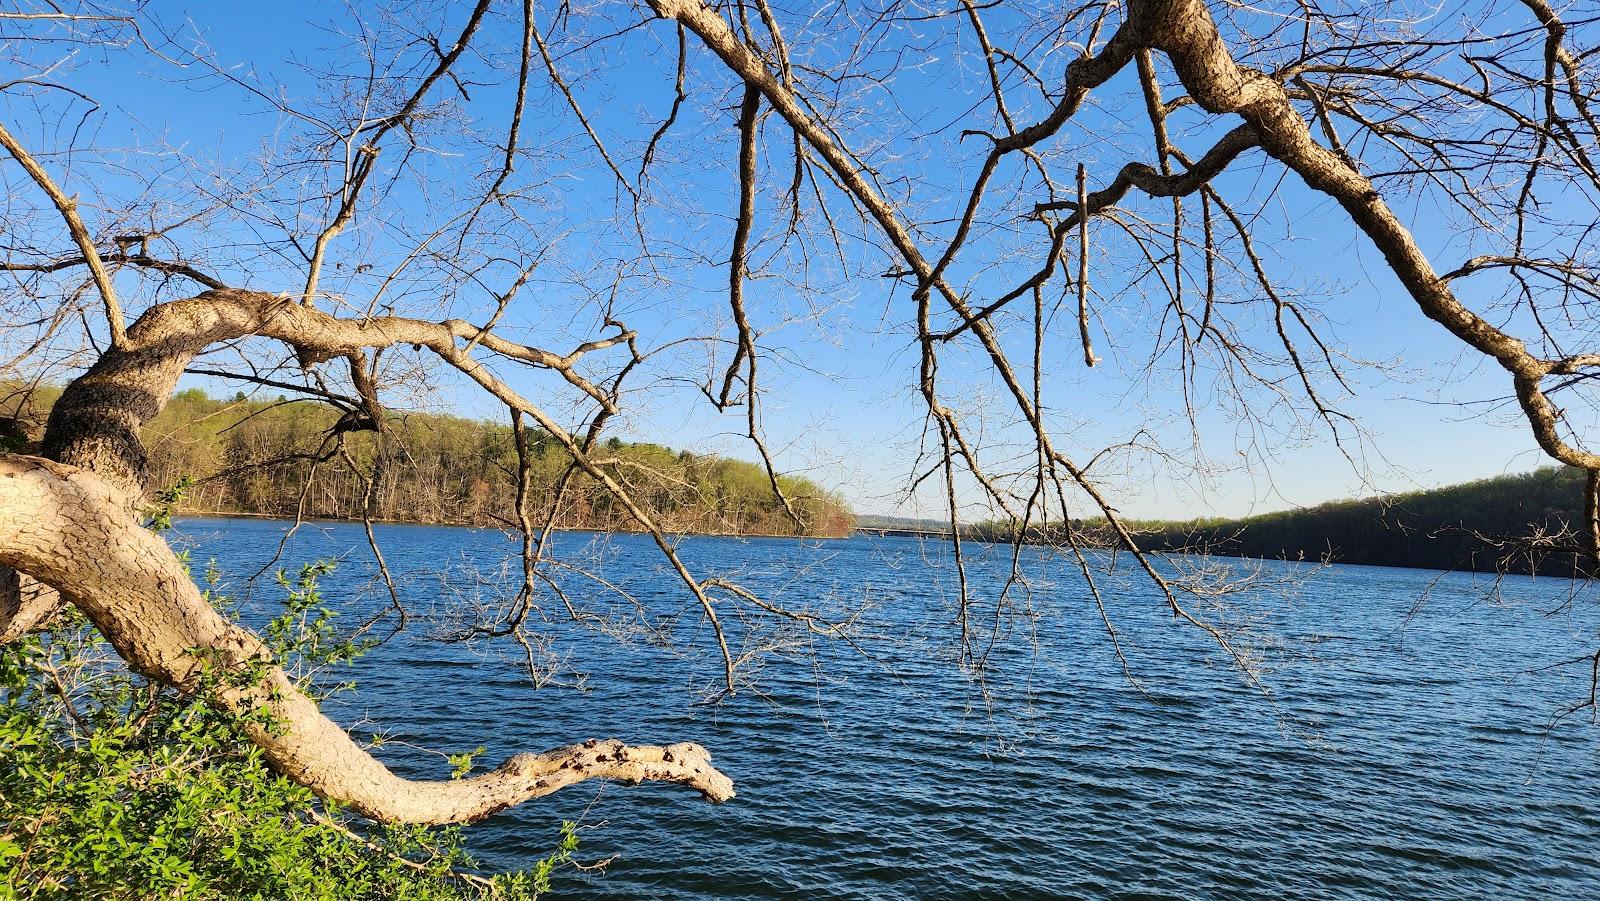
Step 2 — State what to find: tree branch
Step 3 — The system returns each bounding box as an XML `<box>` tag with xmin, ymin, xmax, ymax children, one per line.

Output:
<box><xmin>0</xmin><ymin>119</ymin><xmax>127</xmax><ymax>347</ymax></box>
<box><xmin>0</xmin><ymin>455</ymin><xmax>733</xmax><ymax>824</ymax></box>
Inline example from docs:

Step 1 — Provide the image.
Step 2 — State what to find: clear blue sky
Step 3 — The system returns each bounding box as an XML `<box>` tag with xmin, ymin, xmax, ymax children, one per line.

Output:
<box><xmin>16</xmin><ymin>0</ymin><xmax>1572</xmax><ymax>520</ymax></box>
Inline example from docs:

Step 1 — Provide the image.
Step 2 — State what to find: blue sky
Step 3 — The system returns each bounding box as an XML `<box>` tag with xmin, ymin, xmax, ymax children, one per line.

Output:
<box><xmin>7</xmin><ymin>0</ymin><xmax>1578</xmax><ymax>519</ymax></box>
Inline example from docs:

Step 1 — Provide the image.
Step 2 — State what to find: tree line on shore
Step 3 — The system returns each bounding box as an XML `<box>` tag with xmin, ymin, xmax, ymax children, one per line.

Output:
<box><xmin>968</xmin><ymin>468</ymin><xmax>1592</xmax><ymax>576</ymax></box>
<box><xmin>2</xmin><ymin>385</ymin><xmax>854</xmax><ymax>538</ymax></box>
<box><xmin>8</xmin><ymin>377</ymin><xmax>1586</xmax><ymax>569</ymax></box>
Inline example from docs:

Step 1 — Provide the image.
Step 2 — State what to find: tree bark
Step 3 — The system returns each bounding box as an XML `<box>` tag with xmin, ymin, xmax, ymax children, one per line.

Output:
<box><xmin>0</xmin><ymin>569</ymin><xmax>58</xmax><ymax>643</ymax></box>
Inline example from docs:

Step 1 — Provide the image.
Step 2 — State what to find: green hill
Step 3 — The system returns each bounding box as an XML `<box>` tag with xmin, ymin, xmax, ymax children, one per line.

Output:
<box><xmin>1136</xmin><ymin>468</ymin><xmax>1594</xmax><ymax>575</ymax></box>
<box><xmin>1</xmin><ymin>385</ymin><xmax>854</xmax><ymax>538</ymax></box>
<box><xmin>968</xmin><ymin>468</ymin><xmax>1596</xmax><ymax>576</ymax></box>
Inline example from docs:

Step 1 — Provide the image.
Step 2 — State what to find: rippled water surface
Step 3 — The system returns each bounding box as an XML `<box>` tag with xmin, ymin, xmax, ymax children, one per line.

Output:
<box><xmin>175</xmin><ymin>517</ymin><xmax>1600</xmax><ymax>899</ymax></box>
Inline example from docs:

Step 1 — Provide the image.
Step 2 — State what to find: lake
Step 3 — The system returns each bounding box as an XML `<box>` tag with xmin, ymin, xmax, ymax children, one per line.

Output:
<box><xmin>172</xmin><ymin>516</ymin><xmax>1600</xmax><ymax>899</ymax></box>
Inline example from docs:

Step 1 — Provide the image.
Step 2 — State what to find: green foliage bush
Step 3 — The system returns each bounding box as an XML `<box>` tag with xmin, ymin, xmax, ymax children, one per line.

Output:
<box><xmin>0</xmin><ymin>560</ymin><xmax>571</xmax><ymax>900</ymax></box>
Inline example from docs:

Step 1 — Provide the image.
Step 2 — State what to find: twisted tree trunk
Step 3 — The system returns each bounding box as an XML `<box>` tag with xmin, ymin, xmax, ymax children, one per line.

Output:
<box><xmin>0</xmin><ymin>288</ymin><xmax>734</xmax><ymax>823</ymax></box>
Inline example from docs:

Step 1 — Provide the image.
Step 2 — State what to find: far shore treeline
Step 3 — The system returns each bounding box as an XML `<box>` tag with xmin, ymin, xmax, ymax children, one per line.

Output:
<box><xmin>1</xmin><ymin>385</ymin><xmax>854</xmax><ymax>538</ymax></box>
<box><xmin>4</xmin><ymin>381</ymin><xmax>1589</xmax><ymax>571</ymax></box>
<box><xmin>969</xmin><ymin>468</ymin><xmax>1594</xmax><ymax>577</ymax></box>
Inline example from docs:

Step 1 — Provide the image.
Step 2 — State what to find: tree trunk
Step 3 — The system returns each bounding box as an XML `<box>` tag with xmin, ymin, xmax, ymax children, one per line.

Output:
<box><xmin>0</xmin><ymin>454</ymin><xmax>732</xmax><ymax>821</ymax></box>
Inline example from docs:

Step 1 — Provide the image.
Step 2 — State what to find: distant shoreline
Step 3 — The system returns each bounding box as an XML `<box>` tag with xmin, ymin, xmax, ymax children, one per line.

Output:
<box><xmin>172</xmin><ymin>511</ymin><xmax>1564</xmax><ymax>577</ymax></box>
<box><xmin>174</xmin><ymin>509</ymin><xmax>849</xmax><ymax>541</ymax></box>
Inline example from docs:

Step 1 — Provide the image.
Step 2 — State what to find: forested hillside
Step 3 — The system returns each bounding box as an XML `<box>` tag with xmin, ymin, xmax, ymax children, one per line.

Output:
<box><xmin>970</xmin><ymin>469</ymin><xmax>1593</xmax><ymax>576</ymax></box>
<box><xmin>2</xmin><ymin>385</ymin><xmax>853</xmax><ymax>537</ymax></box>
<box><xmin>1129</xmin><ymin>468</ymin><xmax>1591</xmax><ymax>575</ymax></box>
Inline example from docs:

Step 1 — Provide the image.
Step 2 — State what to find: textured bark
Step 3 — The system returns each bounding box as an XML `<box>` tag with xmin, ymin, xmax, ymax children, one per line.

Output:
<box><xmin>2</xmin><ymin>293</ymin><xmax>275</xmax><ymax>636</ymax></box>
<box><xmin>41</xmin><ymin>291</ymin><xmax>289</xmax><ymax>495</ymax></box>
<box><xmin>0</xmin><ymin>454</ymin><xmax>733</xmax><ymax>822</ymax></box>
<box><xmin>0</xmin><ymin>570</ymin><xmax>59</xmax><ymax>644</ymax></box>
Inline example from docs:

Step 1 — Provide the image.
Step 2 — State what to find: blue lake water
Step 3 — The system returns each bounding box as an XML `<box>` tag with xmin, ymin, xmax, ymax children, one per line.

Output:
<box><xmin>172</xmin><ymin>516</ymin><xmax>1600</xmax><ymax>899</ymax></box>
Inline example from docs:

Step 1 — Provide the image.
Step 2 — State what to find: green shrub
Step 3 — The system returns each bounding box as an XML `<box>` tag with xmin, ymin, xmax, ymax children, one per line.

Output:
<box><xmin>0</xmin><ymin>560</ymin><xmax>571</xmax><ymax>900</ymax></box>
